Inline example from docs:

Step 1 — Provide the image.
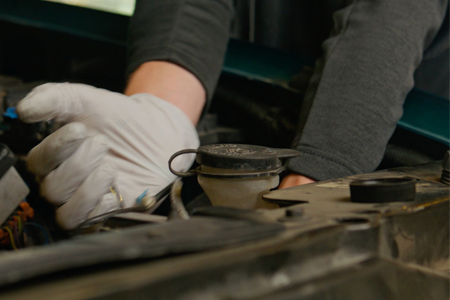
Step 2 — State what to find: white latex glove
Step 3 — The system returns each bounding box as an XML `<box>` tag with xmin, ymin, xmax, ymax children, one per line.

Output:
<box><xmin>17</xmin><ymin>83</ymin><xmax>199</xmax><ymax>230</ymax></box>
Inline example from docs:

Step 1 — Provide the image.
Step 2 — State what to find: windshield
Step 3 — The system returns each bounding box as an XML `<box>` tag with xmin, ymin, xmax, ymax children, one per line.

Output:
<box><xmin>44</xmin><ymin>0</ymin><xmax>135</xmax><ymax>16</ymax></box>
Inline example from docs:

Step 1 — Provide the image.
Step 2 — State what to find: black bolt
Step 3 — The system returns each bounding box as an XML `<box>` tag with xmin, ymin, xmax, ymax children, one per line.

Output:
<box><xmin>285</xmin><ymin>208</ymin><xmax>304</xmax><ymax>218</ymax></box>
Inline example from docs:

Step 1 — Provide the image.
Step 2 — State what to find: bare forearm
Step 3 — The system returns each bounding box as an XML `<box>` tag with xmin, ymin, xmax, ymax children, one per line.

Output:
<box><xmin>278</xmin><ymin>174</ymin><xmax>315</xmax><ymax>189</ymax></box>
<box><xmin>125</xmin><ymin>61</ymin><xmax>206</xmax><ymax>125</ymax></box>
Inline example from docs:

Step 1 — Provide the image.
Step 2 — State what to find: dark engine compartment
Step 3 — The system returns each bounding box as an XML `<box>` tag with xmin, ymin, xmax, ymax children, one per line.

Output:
<box><xmin>0</xmin><ymin>3</ymin><xmax>448</xmax><ymax>299</ymax></box>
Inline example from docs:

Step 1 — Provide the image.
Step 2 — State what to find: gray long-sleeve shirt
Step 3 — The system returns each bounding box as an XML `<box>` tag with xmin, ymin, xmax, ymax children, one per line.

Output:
<box><xmin>128</xmin><ymin>0</ymin><xmax>449</xmax><ymax>181</ymax></box>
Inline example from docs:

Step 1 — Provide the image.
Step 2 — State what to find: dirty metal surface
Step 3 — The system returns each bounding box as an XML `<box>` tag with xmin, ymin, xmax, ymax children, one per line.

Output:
<box><xmin>0</xmin><ymin>162</ymin><xmax>447</xmax><ymax>300</ymax></box>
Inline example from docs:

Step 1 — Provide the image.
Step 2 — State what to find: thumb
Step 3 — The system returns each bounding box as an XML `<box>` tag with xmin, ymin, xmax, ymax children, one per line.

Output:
<box><xmin>17</xmin><ymin>83</ymin><xmax>94</xmax><ymax>123</ymax></box>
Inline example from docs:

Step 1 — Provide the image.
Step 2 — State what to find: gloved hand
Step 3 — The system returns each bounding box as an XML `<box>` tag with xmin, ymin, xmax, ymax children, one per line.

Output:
<box><xmin>17</xmin><ymin>83</ymin><xmax>199</xmax><ymax>230</ymax></box>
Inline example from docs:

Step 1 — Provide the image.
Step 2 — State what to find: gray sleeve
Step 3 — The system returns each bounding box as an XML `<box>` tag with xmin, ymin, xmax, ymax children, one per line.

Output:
<box><xmin>127</xmin><ymin>0</ymin><xmax>234</xmax><ymax>99</ymax></box>
<box><xmin>287</xmin><ymin>0</ymin><xmax>448</xmax><ymax>180</ymax></box>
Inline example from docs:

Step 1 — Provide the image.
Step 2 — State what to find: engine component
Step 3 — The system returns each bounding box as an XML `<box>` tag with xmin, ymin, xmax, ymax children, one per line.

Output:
<box><xmin>349</xmin><ymin>177</ymin><xmax>416</xmax><ymax>203</ymax></box>
<box><xmin>0</xmin><ymin>144</ymin><xmax>29</xmax><ymax>225</ymax></box>
<box><xmin>0</xmin><ymin>201</ymin><xmax>35</xmax><ymax>250</ymax></box>
<box><xmin>168</xmin><ymin>178</ymin><xmax>189</xmax><ymax>220</ymax></box>
<box><xmin>0</xmin><ymin>143</ymin><xmax>46</xmax><ymax>250</ymax></box>
<box><xmin>169</xmin><ymin>144</ymin><xmax>301</xmax><ymax>209</ymax></box>
<box><xmin>0</xmin><ymin>162</ymin><xmax>447</xmax><ymax>300</ymax></box>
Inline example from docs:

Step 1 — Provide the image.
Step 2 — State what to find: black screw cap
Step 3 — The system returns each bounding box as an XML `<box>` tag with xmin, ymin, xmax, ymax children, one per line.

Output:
<box><xmin>350</xmin><ymin>178</ymin><xmax>416</xmax><ymax>203</ymax></box>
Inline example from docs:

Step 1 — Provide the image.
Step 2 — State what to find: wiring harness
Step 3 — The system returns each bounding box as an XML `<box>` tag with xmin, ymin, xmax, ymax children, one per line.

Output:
<box><xmin>0</xmin><ymin>201</ymin><xmax>49</xmax><ymax>250</ymax></box>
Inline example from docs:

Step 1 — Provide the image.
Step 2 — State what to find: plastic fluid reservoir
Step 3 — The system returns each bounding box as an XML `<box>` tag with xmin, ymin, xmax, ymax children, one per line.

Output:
<box><xmin>169</xmin><ymin>144</ymin><xmax>301</xmax><ymax>209</ymax></box>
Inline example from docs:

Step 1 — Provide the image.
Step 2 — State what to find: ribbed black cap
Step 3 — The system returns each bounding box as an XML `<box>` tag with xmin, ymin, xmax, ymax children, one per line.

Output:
<box><xmin>350</xmin><ymin>178</ymin><xmax>416</xmax><ymax>203</ymax></box>
<box><xmin>196</xmin><ymin>144</ymin><xmax>301</xmax><ymax>171</ymax></box>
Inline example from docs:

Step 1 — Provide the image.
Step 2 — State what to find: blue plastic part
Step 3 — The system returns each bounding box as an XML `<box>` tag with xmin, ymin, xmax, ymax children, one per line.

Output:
<box><xmin>3</xmin><ymin>107</ymin><xmax>18</xmax><ymax>119</ymax></box>
<box><xmin>135</xmin><ymin>189</ymin><xmax>149</xmax><ymax>205</ymax></box>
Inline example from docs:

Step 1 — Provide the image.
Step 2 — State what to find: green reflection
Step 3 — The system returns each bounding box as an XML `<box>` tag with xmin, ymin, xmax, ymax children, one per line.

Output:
<box><xmin>45</xmin><ymin>0</ymin><xmax>135</xmax><ymax>16</ymax></box>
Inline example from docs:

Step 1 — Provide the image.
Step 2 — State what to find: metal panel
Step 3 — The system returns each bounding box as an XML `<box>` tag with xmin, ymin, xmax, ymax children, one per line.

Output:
<box><xmin>0</xmin><ymin>167</ymin><xmax>29</xmax><ymax>224</ymax></box>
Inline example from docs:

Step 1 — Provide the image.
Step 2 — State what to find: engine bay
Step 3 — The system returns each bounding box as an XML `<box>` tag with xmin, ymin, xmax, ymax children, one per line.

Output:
<box><xmin>0</xmin><ymin>5</ymin><xmax>448</xmax><ymax>299</ymax></box>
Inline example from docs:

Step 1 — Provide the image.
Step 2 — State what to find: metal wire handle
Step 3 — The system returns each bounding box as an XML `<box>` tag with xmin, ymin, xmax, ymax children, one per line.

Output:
<box><xmin>168</xmin><ymin>149</ymin><xmax>198</xmax><ymax>177</ymax></box>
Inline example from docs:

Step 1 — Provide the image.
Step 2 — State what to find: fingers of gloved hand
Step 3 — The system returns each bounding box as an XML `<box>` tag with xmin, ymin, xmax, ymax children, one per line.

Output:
<box><xmin>40</xmin><ymin>134</ymin><xmax>110</xmax><ymax>206</ymax></box>
<box><xmin>55</xmin><ymin>162</ymin><xmax>117</xmax><ymax>230</ymax></box>
<box><xmin>128</xmin><ymin>93</ymin><xmax>200</xmax><ymax>179</ymax></box>
<box><xmin>17</xmin><ymin>82</ymin><xmax>95</xmax><ymax>123</ymax></box>
<box><xmin>27</xmin><ymin>122</ymin><xmax>88</xmax><ymax>177</ymax></box>
<box><xmin>86</xmin><ymin>193</ymin><xmax>122</xmax><ymax>220</ymax></box>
